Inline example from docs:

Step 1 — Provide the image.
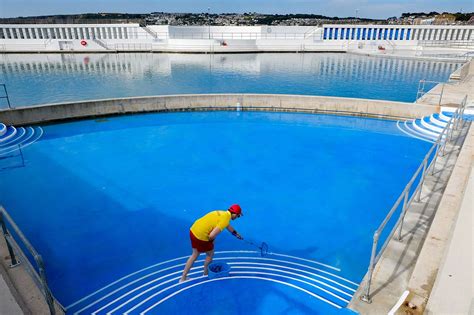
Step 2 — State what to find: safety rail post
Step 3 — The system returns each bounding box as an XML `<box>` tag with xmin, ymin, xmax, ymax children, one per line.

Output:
<box><xmin>397</xmin><ymin>190</ymin><xmax>410</xmax><ymax>241</ymax></box>
<box><xmin>438</xmin><ymin>83</ymin><xmax>445</xmax><ymax>106</ymax></box>
<box><xmin>415</xmin><ymin>159</ymin><xmax>428</xmax><ymax>202</ymax></box>
<box><xmin>360</xmin><ymin>231</ymin><xmax>379</xmax><ymax>304</ymax></box>
<box><xmin>0</xmin><ymin>207</ymin><xmax>57</xmax><ymax>315</ymax></box>
<box><xmin>0</xmin><ymin>212</ymin><xmax>20</xmax><ymax>267</ymax></box>
<box><xmin>430</xmin><ymin>143</ymin><xmax>440</xmax><ymax>175</ymax></box>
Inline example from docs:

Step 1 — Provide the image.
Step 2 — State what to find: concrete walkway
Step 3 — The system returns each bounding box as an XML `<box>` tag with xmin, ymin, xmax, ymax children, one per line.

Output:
<box><xmin>0</xmin><ymin>266</ymin><xmax>23</xmax><ymax>315</ymax></box>
<box><xmin>425</xmin><ymin>164</ymin><xmax>473</xmax><ymax>315</ymax></box>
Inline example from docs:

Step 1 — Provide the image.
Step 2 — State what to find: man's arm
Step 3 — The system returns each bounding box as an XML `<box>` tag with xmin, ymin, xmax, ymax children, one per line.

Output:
<box><xmin>208</xmin><ymin>227</ymin><xmax>222</xmax><ymax>241</ymax></box>
<box><xmin>226</xmin><ymin>225</ymin><xmax>243</xmax><ymax>240</ymax></box>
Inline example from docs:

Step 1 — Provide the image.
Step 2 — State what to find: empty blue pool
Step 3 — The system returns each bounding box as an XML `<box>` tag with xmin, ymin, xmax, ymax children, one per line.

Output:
<box><xmin>0</xmin><ymin>111</ymin><xmax>432</xmax><ymax>314</ymax></box>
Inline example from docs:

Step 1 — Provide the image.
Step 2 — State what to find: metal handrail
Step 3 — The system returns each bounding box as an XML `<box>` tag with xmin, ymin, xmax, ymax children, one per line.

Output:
<box><xmin>360</xmin><ymin>95</ymin><xmax>468</xmax><ymax>303</ymax></box>
<box><xmin>0</xmin><ymin>84</ymin><xmax>12</xmax><ymax>109</ymax></box>
<box><xmin>416</xmin><ymin>79</ymin><xmax>446</xmax><ymax>105</ymax></box>
<box><xmin>0</xmin><ymin>206</ymin><xmax>59</xmax><ymax>314</ymax></box>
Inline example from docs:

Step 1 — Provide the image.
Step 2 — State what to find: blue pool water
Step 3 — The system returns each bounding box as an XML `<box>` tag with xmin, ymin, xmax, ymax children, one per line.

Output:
<box><xmin>0</xmin><ymin>111</ymin><xmax>431</xmax><ymax>314</ymax></box>
<box><xmin>0</xmin><ymin>53</ymin><xmax>461</xmax><ymax>108</ymax></box>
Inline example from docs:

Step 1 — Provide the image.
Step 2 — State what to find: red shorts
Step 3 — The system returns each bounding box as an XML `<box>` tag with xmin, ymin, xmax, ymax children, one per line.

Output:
<box><xmin>190</xmin><ymin>230</ymin><xmax>214</xmax><ymax>253</ymax></box>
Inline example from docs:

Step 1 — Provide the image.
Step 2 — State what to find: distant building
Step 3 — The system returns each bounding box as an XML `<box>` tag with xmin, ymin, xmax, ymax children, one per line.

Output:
<box><xmin>434</xmin><ymin>14</ymin><xmax>456</xmax><ymax>25</ymax></box>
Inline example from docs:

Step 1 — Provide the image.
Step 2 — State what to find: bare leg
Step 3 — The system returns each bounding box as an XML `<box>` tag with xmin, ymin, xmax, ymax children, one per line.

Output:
<box><xmin>203</xmin><ymin>249</ymin><xmax>214</xmax><ymax>276</ymax></box>
<box><xmin>180</xmin><ymin>248</ymin><xmax>199</xmax><ymax>282</ymax></box>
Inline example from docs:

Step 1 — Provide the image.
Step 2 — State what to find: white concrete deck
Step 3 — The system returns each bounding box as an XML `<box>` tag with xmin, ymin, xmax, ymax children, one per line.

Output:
<box><xmin>425</xmin><ymin>164</ymin><xmax>473</xmax><ymax>315</ymax></box>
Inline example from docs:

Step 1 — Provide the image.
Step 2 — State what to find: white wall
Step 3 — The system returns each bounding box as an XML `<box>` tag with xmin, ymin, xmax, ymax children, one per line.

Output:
<box><xmin>0</xmin><ymin>24</ymin><xmax>473</xmax><ymax>53</ymax></box>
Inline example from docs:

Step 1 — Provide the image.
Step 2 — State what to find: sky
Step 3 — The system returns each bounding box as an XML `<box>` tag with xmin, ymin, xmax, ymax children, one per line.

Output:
<box><xmin>0</xmin><ymin>0</ymin><xmax>473</xmax><ymax>19</ymax></box>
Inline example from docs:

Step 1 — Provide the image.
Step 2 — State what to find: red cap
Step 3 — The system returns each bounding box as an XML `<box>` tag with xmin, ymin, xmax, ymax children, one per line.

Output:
<box><xmin>229</xmin><ymin>204</ymin><xmax>243</xmax><ymax>215</ymax></box>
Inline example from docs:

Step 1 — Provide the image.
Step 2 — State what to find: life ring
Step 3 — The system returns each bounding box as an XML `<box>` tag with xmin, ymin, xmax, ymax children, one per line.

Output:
<box><xmin>80</xmin><ymin>40</ymin><xmax>87</xmax><ymax>46</ymax></box>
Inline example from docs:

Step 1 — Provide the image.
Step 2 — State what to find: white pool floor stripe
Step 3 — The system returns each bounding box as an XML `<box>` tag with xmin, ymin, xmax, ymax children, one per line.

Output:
<box><xmin>212</xmin><ymin>257</ymin><xmax>357</xmax><ymax>286</ymax></box>
<box><xmin>230</xmin><ymin>266</ymin><xmax>353</xmax><ymax>299</ymax></box>
<box><xmin>0</xmin><ymin>126</ymin><xmax>16</xmax><ymax>143</ymax></box>
<box><xmin>0</xmin><ymin>127</ymin><xmax>34</xmax><ymax>152</ymax></box>
<box><xmin>83</xmin><ymin>259</ymin><xmax>353</xmax><ymax>314</ymax></box>
<box><xmin>88</xmin><ymin>261</ymin><xmax>353</xmax><ymax>314</ymax></box>
<box><xmin>0</xmin><ymin>127</ymin><xmax>43</xmax><ymax>156</ymax></box>
<box><xmin>267</xmin><ymin>252</ymin><xmax>340</xmax><ymax>271</ymax></box>
<box><xmin>75</xmin><ymin>261</ymin><xmax>207</xmax><ymax>314</ymax></box>
<box><xmin>67</xmin><ymin>250</ymin><xmax>340</xmax><ymax>310</ymax></box>
<box><xmin>0</xmin><ymin>127</ymin><xmax>24</xmax><ymax>147</ymax></box>
<box><xmin>228</xmin><ymin>263</ymin><xmax>355</xmax><ymax>294</ymax></box>
<box><xmin>67</xmin><ymin>251</ymin><xmax>257</xmax><ymax>309</ymax></box>
<box><xmin>138</xmin><ymin>274</ymin><xmax>342</xmax><ymax>314</ymax></box>
<box><xmin>89</xmin><ymin>266</ymin><xmax>205</xmax><ymax>315</ymax></box>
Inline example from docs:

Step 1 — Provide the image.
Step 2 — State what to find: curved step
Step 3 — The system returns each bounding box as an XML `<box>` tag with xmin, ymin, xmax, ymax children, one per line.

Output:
<box><xmin>397</xmin><ymin>121</ymin><xmax>434</xmax><ymax>143</ymax></box>
<box><xmin>439</xmin><ymin>112</ymin><xmax>452</xmax><ymax>122</ymax></box>
<box><xmin>430</xmin><ymin>114</ymin><xmax>448</xmax><ymax>128</ymax></box>
<box><xmin>413</xmin><ymin>119</ymin><xmax>439</xmax><ymax>138</ymax></box>
<box><xmin>0</xmin><ymin>126</ymin><xmax>17</xmax><ymax>143</ymax></box>
<box><xmin>421</xmin><ymin>117</ymin><xmax>443</xmax><ymax>133</ymax></box>
<box><xmin>0</xmin><ymin>123</ymin><xmax>6</xmax><ymax>136</ymax></box>
<box><xmin>404</xmin><ymin>121</ymin><xmax>436</xmax><ymax>142</ymax></box>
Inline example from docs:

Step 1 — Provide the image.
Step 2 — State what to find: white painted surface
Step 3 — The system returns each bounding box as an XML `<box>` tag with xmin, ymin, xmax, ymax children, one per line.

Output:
<box><xmin>426</xmin><ymin>165</ymin><xmax>474</xmax><ymax>314</ymax></box>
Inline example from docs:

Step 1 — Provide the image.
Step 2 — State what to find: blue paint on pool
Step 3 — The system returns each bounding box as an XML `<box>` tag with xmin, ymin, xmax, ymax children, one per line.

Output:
<box><xmin>0</xmin><ymin>53</ymin><xmax>461</xmax><ymax>108</ymax></box>
<box><xmin>0</xmin><ymin>111</ymin><xmax>431</xmax><ymax>314</ymax></box>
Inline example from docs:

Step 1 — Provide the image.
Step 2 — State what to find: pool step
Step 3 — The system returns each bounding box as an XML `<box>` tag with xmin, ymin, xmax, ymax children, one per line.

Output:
<box><xmin>66</xmin><ymin>251</ymin><xmax>358</xmax><ymax>314</ymax></box>
<box><xmin>396</xmin><ymin>111</ymin><xmax>458</xmax><ymax>143</ymax></box>
<box><xmin>0</xmin><ymin>124</ymin><xmax>43</xmax><ymax>158</ymax></box>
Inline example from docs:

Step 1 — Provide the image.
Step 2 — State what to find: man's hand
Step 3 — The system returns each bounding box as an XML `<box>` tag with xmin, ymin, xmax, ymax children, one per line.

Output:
<box><xmin>232</xmin><ymin>230</ymin><xmax>243</xmax><ymax>240</ymax></box>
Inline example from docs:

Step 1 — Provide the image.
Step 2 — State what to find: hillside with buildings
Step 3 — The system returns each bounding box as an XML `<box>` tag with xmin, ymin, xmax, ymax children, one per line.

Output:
<box><xmin>0</xmin><ymin>11</ymin><xmax>472</xmax><ymax>26</ymax></box>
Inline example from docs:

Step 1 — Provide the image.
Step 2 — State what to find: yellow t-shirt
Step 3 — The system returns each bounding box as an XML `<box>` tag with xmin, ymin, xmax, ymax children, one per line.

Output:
<box><xmin>190</xmin><ymin>210</ymin><xmax>231</xmax><ymax>241</ymax></box>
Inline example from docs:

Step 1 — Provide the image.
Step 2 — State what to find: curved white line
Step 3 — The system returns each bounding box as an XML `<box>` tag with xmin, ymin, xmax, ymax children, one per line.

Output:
<box><xmin>212</xmin><ymin>257</ymin><xmax>357</xmax><ymax>286</ymax></box>
<box><xmin>0</xmin><ymin>127</ymin><xmax>43</xmax><ymax>157</ymax></box>
<box><xmin>76</xmin><ymin>261</ymin><xmax>207</xmax><ymax>314</ymax></box>
<box><xmin>268</xmin><ymin>252</ymin><xmax>340</xmax><ymax>271</ymax></box>
<box><xmin>100</xmin><ymin>272</ymin><xmax>206</xmax><ymax>315</ymax></box>
<box><xmin>81</xmin><ymin>255</ymin><xmax>355</xmax><ymax>313</ymax></box>
<box><xmin>139</xmin><ymin>274</ymin><xmax>342</xmax><ymax>314</ymax></box>
<box><xmin>0</xmin><ymin>127</ymin><xmax>23</xmax><ymax>147</ymax></box>
<box><xmin>230</xmin><ymin>266</ymin><xmax>352</xmax><ymax>299</ymax></box>
<box><xmin>228</xmin><ymin>262</ymin><xmax>356</xmax><ymax>293</ymax></box>
<box><xmin>66</xmin><ymin>251</ymin><xmax>256</xmax><ymax>309</ymax></box>
<box><xmin>0</xmin><ymin>127</ymin><xmax>33</xmax><ymax>152</ymax></box>
<box><xmin>89</xmin><ymin>266</ymin><xmax>205</xmax><ymax>315</ymax></box>
<box><xmin>92</xmin><ymin>260</ymin><xmax>354</xmax><ymax>314</ymax></box>
<box><xmin>0</xmin><ymin>126</ymin><xmax>16</xmax><ymax>143</ymax></box>
<box><xmin>0</xmin><ymin>123</ymin><xmax>6</xmax><ymax>136</ymax></box>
